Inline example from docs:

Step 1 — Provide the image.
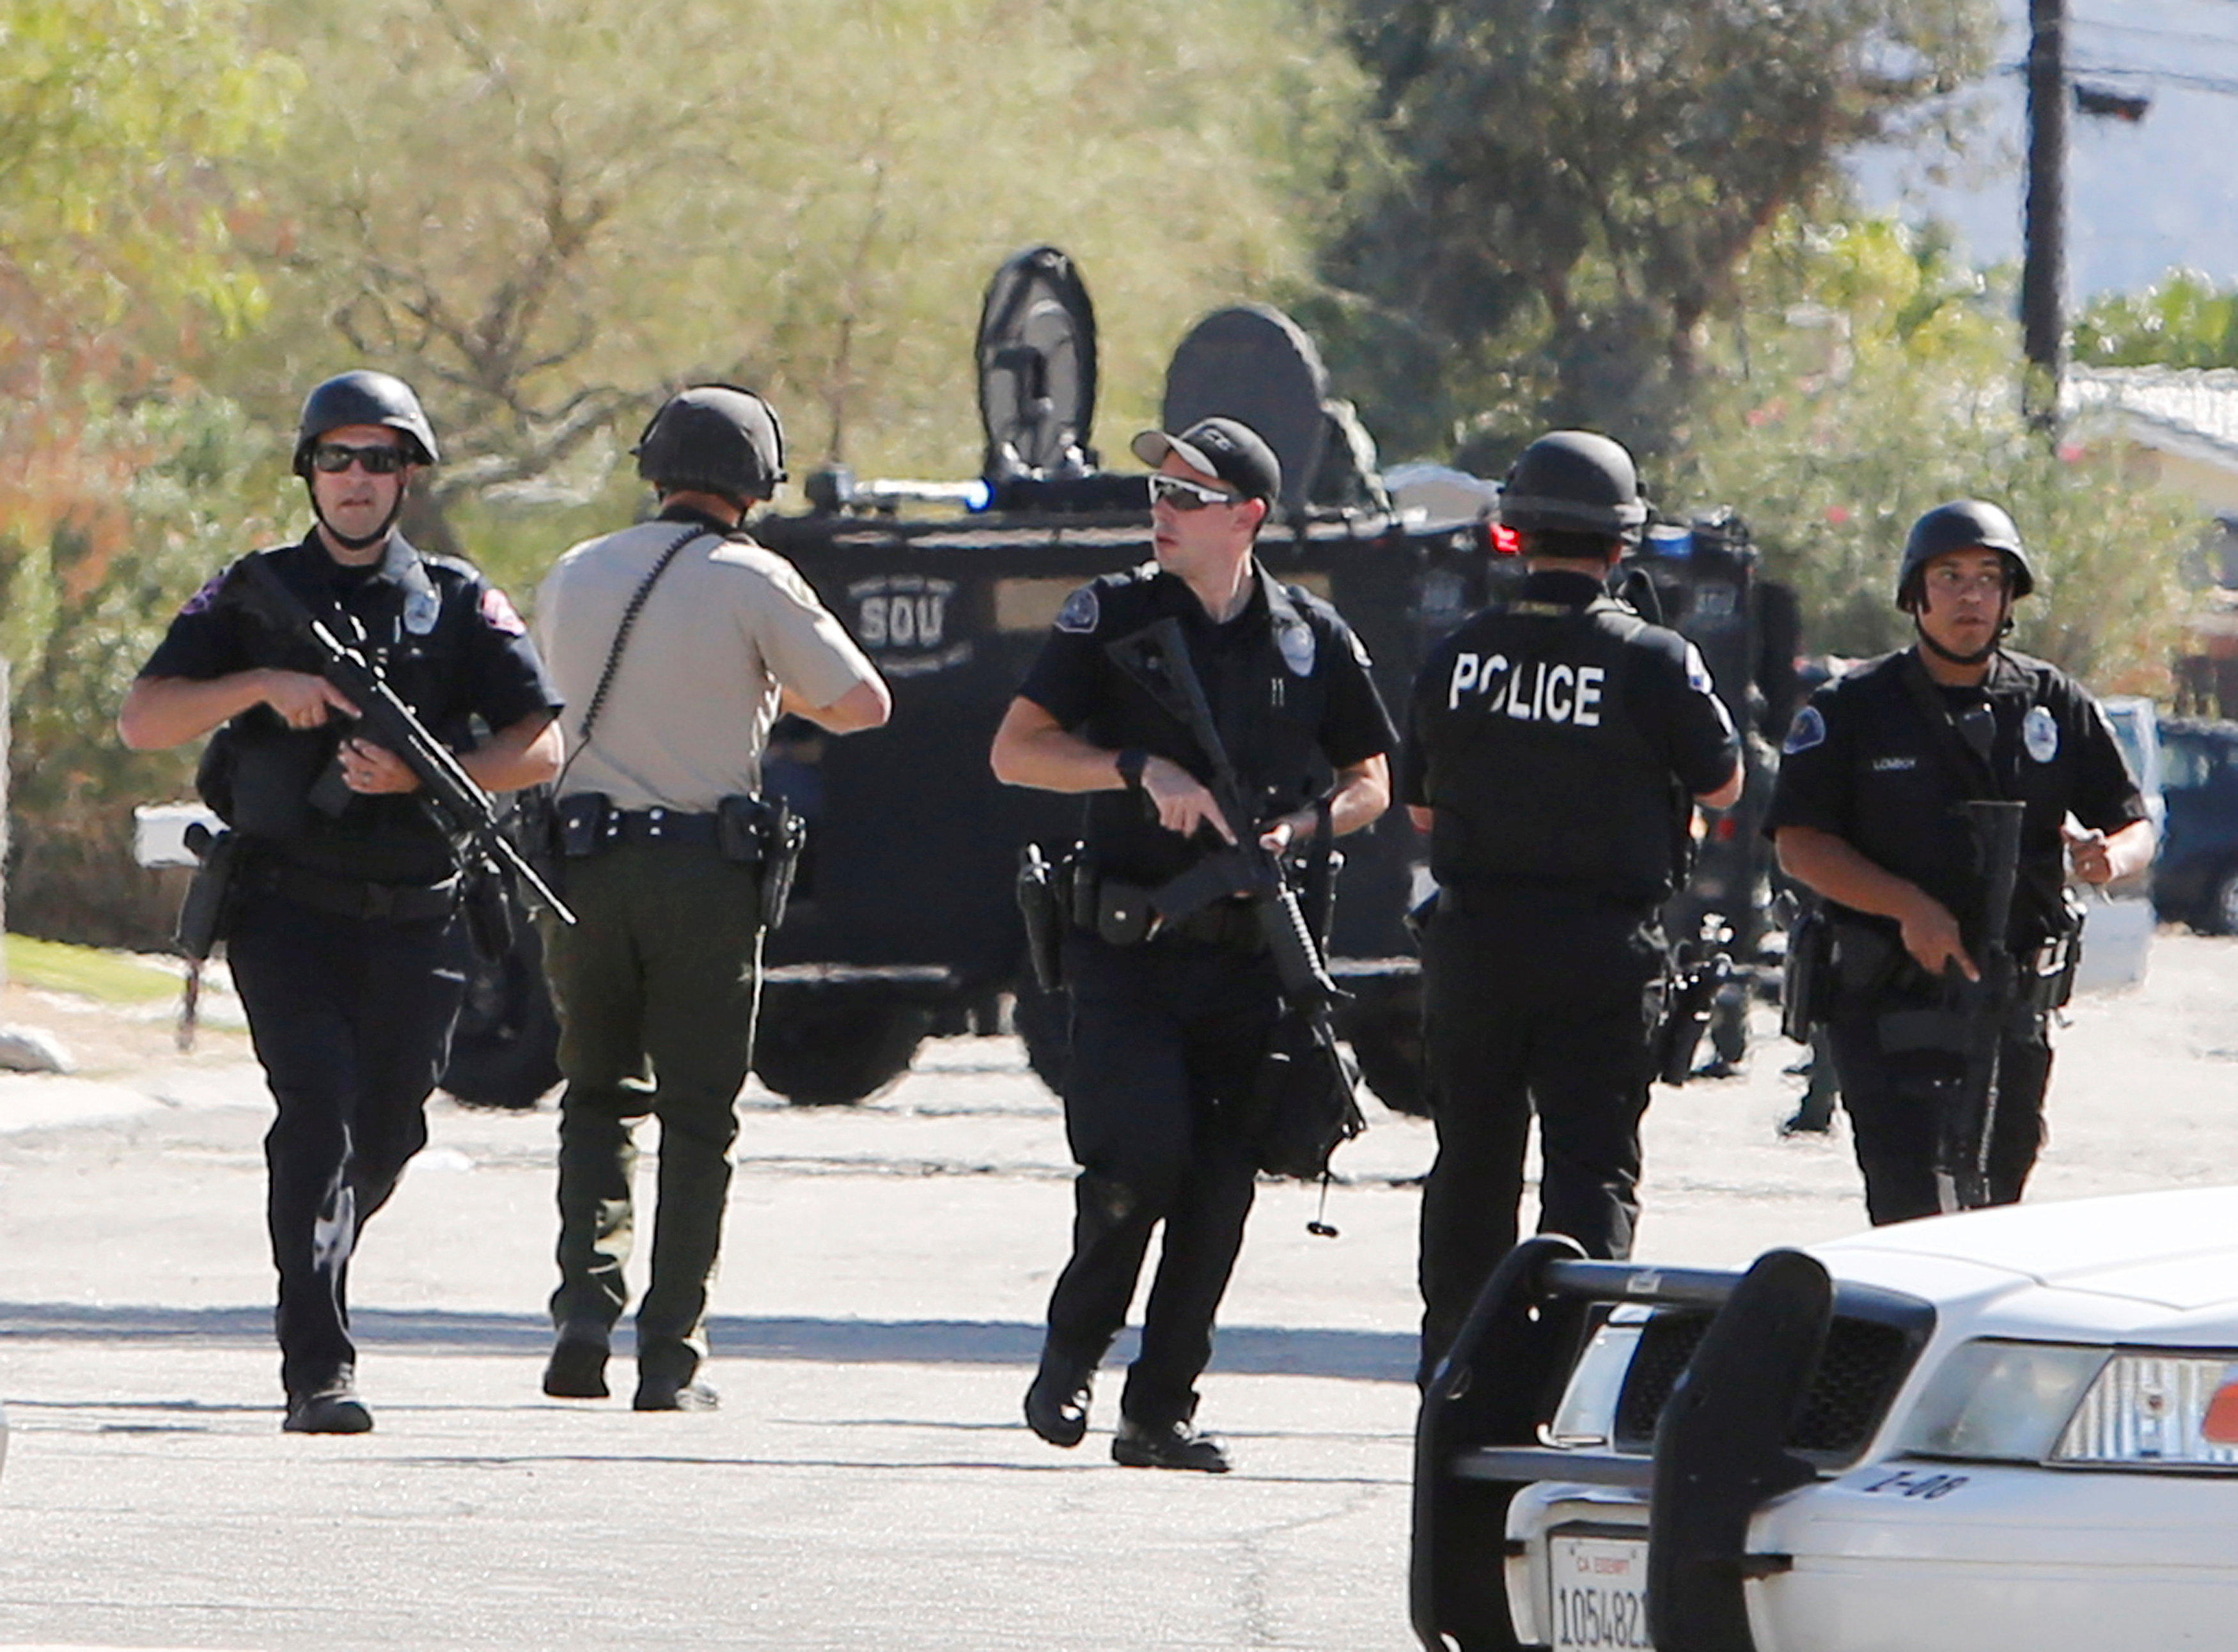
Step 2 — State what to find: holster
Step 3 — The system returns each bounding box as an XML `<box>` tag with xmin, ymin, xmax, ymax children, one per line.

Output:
<box><xmin>1779</xmin><ymin>903</ymin><xmax>1835</xmax><ymax>1043</ymax></box>
<box><xmin>1016</xmin><ymin>844</ymin><xmax>1067</xmax><ymax>992</ymax></box>
<box><xmin>717</xmin><ymin>793</ymin><xmax>807</xmax><ymax>931</ymax></box>
<box><xmin>462</xmin><ymin>864</ymin><xmax>516</xmax><ymax>964</ymax></box>
<box><xmin>505</xmin><ymin>784</ymin><xmax>564</xmax><ymax>905</ymax></box>
<box><xmin>173</xmin><ymin>824</ymin><xmax>245</xmax><ymax>962</ymax></box>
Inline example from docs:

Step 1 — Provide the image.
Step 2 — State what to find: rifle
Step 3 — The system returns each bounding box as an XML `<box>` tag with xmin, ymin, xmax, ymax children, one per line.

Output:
<box><xmin>1105</xmin><ymin>617</ymin><xmax>1363</xmax><ymax>1181</ymax></box>
<box><xmin>234</xmin><ymin>554</ymin><xmax>577</xmax><ymax>926</ymax></box>
<box><xmin>1654</xmin><ymin>912</ymin><xmax>1735</xmax><ymax>1086</ymax></box>
<box><xmin>1932</xmin><ymin>799</ymin><xmax>2025</xmax><ymax>1212</ymax></box>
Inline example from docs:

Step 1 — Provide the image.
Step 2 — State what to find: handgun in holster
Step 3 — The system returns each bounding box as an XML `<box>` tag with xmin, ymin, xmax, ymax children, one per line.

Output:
<box><xmin>173</xmin><ymin>823</ymin><xmax>246</xmax><ymax>963</ymax></box>
<box><xmin>1015</xmin><ymin>844</ymin><xmax>1066</xmax><ymax>992</ymax></box>
<box><xmin>717</xmin><ymin>793</ymin><xmax>807</xmax><ymax>931</ymax></box>
<box><xmin>462</xmin><ymin>862</ymin><xmax>516</xmax><ymax>964</ymax></box>
<box><xmin>1779</xmin><ymin>900</ymin><xmax>1835</xmax><ymax>1044</ymax></box>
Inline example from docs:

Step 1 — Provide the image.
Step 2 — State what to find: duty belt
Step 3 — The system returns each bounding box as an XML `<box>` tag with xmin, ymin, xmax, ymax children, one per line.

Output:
<box><xmin>556</xmin><ymin>795</ymin><xmax>721</xmax><ymax>853</ymax></box>
<box><xmin>597</xmin><ymin>807</ymin><xmax>721</xmax><ymax>848</ymax></box>
<box><xmin>253</xmin><ymin>861</ymin><xmax>460</xmax><ymax>922</ymax></box>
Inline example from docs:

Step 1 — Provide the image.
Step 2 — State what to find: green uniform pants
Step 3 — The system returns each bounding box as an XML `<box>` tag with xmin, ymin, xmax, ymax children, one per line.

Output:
<box><xmin>541</xmin><ymin>843</ymin><xmax>763</xmax><ymax>1381</ymax></box>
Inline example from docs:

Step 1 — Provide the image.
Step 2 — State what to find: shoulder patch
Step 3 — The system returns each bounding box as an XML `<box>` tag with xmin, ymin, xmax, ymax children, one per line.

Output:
<box><xmin>177</xmin><ymin>568</ymin><xmax>230</xmax><ymax>618</ymax></box>
<box><xmin>2023</xmin><ymin>703</ymin><xmax>2060</xmax><ymax>763</ymax></box>
<box><xmin>1055</xmin><ymin>586</ymin><xmax>1100</xmax><ymax>634</ymax></box>
<box><xmin>479</xmin><ymin>586</ymin><xmax>528</xmax><ymax>636</ymax></box>
<box><xmin>1783</xmin><ymin>705</ymin><xmax>1827</xmax><ymax>755</ymax></box>
<box><xmin>1347</xmin><ymin>626</ymin><xmax>1372</xmax><ymax>669</ymax></box>
<box><xmin>1681</xmin><ymin>641</ymin><xmax>1716</xmax><ymax>696</ymax></box>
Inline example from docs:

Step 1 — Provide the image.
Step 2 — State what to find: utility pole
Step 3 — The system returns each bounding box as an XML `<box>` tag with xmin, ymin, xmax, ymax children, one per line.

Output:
<box><xmin>2021</xmin><ymin>0</ymin><xmax>2067</xmax><ymax>426</ymax></box>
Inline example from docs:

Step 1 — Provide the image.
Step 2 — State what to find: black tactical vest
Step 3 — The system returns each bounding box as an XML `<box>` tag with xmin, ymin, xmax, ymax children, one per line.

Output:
<box><xmin>1421</xmin><ymin>596</ymin><xmax>1685</xmax><ymax>906</ymax></box>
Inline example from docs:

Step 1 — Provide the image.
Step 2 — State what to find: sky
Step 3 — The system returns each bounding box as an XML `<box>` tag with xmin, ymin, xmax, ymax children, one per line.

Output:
<box><xmin>1847</xmin><ymin>0</ymin><xmax>2238</xmax><ymax>300</ymax></box>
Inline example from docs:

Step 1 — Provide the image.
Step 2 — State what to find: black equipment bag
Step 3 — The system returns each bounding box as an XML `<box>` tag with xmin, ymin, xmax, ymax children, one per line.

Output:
<box><xmin>1247</xmin><ymin>1009</ymin><xmax>1365</xmax><ymax>1181</ymax></box>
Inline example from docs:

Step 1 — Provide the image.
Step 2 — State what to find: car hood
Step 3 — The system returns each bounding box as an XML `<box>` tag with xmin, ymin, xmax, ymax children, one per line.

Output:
<box><xmin>1807</xmin><ymin>1185</ymin><xmax>2238</xmax><ymax>1343</ymax></box>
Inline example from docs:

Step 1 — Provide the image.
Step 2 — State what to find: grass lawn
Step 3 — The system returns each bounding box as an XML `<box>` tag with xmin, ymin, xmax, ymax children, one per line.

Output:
<box><xmin>3</xmin><ymin>935</ymin><xmax>180</xmax><ymax>1005</ymax></box>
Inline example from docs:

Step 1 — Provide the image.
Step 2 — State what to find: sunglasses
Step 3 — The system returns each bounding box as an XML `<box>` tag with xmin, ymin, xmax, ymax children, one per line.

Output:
<box><xmin>310</xmin><ymin>442</ymin><xmax>407</xmax><ymax>476</ymax></box>
<box><xmin>1149</xmin><ymin>472</ymin><xmax>1242</xmax><ymax>511</ymax></box>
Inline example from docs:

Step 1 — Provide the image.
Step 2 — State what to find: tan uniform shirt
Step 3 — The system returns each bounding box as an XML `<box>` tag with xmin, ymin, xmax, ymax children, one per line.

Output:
<box><xmin>534</xmin><ymin>517</ymin><xmax>879</xmax><ymax>811</ymax></box>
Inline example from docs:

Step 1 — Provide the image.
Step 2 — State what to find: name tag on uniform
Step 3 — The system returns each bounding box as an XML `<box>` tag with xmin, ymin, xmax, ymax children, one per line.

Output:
<box><xmin>1446</xmin><ymin>651</ymin><xmax>1604</xmax><ymax>726</ymax></box>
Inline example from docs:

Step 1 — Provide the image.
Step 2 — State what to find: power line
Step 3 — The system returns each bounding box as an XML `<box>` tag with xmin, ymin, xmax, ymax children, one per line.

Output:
<box><xmin>1998</xmin><ymin>56</ymin><xmax>2238</xmax><ymax>96</ymax></box>
<box><xmin>2072</xmin><ymin>17</ymin><xmax>2238</xmax><ymax>54</ymax></box>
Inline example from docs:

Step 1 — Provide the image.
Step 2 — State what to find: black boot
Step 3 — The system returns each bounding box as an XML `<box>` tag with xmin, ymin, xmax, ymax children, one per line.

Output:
<box><xmin>1023</xmin><ymin>1347</ymin><xmax>1096</xmax><ymax>1447</ymax></box>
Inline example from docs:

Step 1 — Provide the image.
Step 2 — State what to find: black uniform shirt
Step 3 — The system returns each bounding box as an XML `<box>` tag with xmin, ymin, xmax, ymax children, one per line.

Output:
<box><xmin>1400</xmin><ymin>570</ymin><xmax>1740</xmax><ymax>905</ymax></box>
<box><xmin>1017</xmin><ymin>560</ymin><xmax>1396</xmax><ymax>886</ymax></box>
<box><xmin>1764</xmin><ymin>646</ymin><xmax>2146</xmax><ymax>950</ymax></box>
<box><xmin>141</xmin><ymin>529</ymin><xmax>560</xmax><ymax>884</ymax></box>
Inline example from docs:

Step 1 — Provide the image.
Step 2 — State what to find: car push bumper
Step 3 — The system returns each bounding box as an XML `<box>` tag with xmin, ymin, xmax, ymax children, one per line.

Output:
<box><xmin>1410</xmin><ymin>1235</ymin><xmax>1933</xmax><ymax>1652</ymax></box>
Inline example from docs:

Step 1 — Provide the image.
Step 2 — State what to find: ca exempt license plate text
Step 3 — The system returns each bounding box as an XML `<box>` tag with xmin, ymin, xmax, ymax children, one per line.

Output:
<box><xmin>1549</xmin><ymin>1532</ymin><xmax>1652</xmax><ymax>1650</ymax></box>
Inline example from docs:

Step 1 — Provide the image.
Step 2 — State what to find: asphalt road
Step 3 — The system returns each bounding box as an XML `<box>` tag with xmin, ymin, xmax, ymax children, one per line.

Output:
<box><xmin>3</xmin><ymin>930</ymin><xmax>2235</xmax><ymax>1650</ymax></box>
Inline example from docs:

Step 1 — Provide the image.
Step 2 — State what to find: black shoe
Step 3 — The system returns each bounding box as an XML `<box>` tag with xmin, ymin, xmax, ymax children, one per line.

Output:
<box><xmin>1023</xmin><ymin>1353</ymin><xmax>1095</xmax><ymax>1448</ymax></box>
<box><xmin>1111</xmin><ymin>1415</ymin><xmax>1230</xmax><ymax>1473</ymax></box>
<box><xmin>542</xmin><ymin>1332</ymin><xmax>611</xmax><ymax>1399</ymax></box>
<box><xmin>633</xmin><ymin>1373</ymin><xmax>719</xmax><ymax>1412</ymax></box>
<box><xmin>283</xmin><ymin>1390</ymin><xmax>373</xmax><ymax>1435</ymax></box>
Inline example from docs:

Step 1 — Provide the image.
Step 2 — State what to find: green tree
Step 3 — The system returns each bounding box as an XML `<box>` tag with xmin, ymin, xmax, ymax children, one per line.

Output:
<box><xmin>1671</xmin><ymin>216</ymin><xmax>2192</xmax><ymax>695</ymax></box>
<box><xmin>231</xmin><ymin>0</ymin><xmax>1371</xmax><ymax>504</ymax></box>
<box><xmin>0</xmin><ymin>0</ymin><xmax>295</xmax><ymax>388</ymax></box>
<box><xmin>1306</xmin><ymin>0</ymin><xmax>1994</xmax><ymax>462</ymax></box>
<box><xmin>0</xmin><ymin>0</ymin><xmax>297</xmax><ymax>939</ymax></box>
<box><xmin>2073</xmin><ymin>270</ymin><xmax>2238</xmax><ymax>371</ymax></box>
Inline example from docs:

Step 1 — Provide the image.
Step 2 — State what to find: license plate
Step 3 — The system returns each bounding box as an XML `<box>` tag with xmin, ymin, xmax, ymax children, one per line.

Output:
<box><xmin>1548</xmin><ymin>1532</ymin><xmax>1653</xmax><ymax>1650</ymax></box>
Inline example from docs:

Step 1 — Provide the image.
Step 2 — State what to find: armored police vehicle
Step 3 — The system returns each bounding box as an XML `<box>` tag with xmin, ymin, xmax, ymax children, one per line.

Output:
<box><xmin>444</xmin><ymin>246</ymin><xmax>1787</xmax><ymax>1109</ymax></box>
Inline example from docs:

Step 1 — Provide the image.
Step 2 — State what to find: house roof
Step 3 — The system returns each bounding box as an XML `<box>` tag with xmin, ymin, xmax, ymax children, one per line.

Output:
<box><xmin>2063</xmin><ymin>366</ymin><xmax>2238</xmax><ymax>471</ymax></box>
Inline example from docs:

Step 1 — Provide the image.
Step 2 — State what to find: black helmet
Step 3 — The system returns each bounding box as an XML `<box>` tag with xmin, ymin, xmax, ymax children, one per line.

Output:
<box><xmin>632</xmin><ymin>384</ymin><xmax>787</xmax><ymax>502</ymax></box>
<box><xmin>1898</xmin><ymin>499</ymin><xmax>2035</xmax><ymax>607</ymax></box>
<box><xmin>292</xmin><ymin>370</ymin><xmax>439</xmax><ymax>475</ymax></box>
<box><xmin>1498</xmin><ymin>430</ymin><xmax>1649</xmax><ymax>542</ymax></box>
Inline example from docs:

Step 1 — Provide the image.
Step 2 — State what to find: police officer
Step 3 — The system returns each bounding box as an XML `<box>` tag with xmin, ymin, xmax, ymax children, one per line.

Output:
<box><xmin>118</xmin><ymin>370</ymin><xmax>565</xmax><ymax>1433</ymax></box>
<box><xmin>1767</xmin><ymin>501</ymin><xmax>2153</xmax><ymax>1224</ymax></box>
<box><xmin>1402</xmin><ymin>430</ymin><xmax>1742</xmax><ymax>1380</ymax></box>
<box><xmin>991</xmin><ymin>416</ymin><xmax>1395</xmax><ymax>1472</ymax></box>
<box><xmin>532</xmin><ymin>385</ymin><xmax>889</xmax><ymax>1412</ymax></box>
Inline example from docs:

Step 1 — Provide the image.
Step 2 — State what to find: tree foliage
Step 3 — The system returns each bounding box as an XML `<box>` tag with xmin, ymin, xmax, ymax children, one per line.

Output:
<box><xmin>232</xmin><ymin>0</ymin><xmax>1372</xmax><ymax>501</ymax></box>
<box><xmin>1307</xmin><ymin>0</ymin><xmax>1994</xmax><ymax>462</ymax></box>
<box><xmin>2074</xmin><ymin>271</ymin><xmax>2238</xmax><ymax>371</ymax></box>
<box><xmin>1671</xmin><ymin>217</ymin><xmax>2193</xmax><ymax>695</ymax></box>
<box><xmin>0</xmin><ymin>0</ymin><xmax>295</xmax><ymax>391</ymax></box>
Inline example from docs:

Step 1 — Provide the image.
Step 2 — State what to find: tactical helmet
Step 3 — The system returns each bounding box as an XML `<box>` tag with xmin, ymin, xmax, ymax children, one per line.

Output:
<box><xmin>1499</xmin><ymin>430</ymin><xmax>1649</xmax><ymax>542</ymax></box>
<box><xmin>632</xmin><ymin>384</ymin><xmax>787</xmax><ymax>502</ymax></box>
<box><xmin>292</xmin><ymin>370</ymin><xmax>439</xmax><ymax>475</ymax></box>
<box><xmin>1898</xmin><ymin>499</ymin><xmax>2035</xmax><ymax>607</ymax></box>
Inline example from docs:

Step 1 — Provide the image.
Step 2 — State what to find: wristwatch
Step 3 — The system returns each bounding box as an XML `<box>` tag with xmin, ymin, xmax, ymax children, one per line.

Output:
<box><xmin>1115</xmin><ymin>747</ymin><xmax>1148</xmax><ymax>791</ymax></box>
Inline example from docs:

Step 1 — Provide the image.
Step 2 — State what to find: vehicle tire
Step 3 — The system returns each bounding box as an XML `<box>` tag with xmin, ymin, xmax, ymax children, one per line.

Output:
<box><xmin>2211</xmin><ymin>866</ymin><xmax>2238</xmax><ymax>937</ymax></box>
<box><xmin>441</xmin><ymin>923</ymin><xmax>563</xmax><ymax>1110</ymax></box>
<box><xmin>751</xmin><ymin>991</ymin><xmax>934</xmax><ymax>1106</ymax></box>
<box><xmin>1342</xmin><ymin>992</ymin><xmax>1430</xmax><ymax>1118</ymax></box>
<box><xmin>1011</xmin><ymin>981</ymin><xmax>1071</xmax><ymax>1098</ymax></box>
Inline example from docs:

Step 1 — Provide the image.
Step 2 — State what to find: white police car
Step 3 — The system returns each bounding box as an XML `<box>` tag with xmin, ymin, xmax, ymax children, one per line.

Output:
<box><xmin>1411</xmin><ymin>1185</ymin><xmax>2238</xmax><ymax>1651</ymax></box>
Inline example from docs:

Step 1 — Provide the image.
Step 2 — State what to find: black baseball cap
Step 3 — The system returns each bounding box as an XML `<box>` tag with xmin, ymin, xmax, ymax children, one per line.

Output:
<box><xmin>1131</xmin><ymin>416</ymin><xmax>1281</xmax><ymax>504</ymax></box>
